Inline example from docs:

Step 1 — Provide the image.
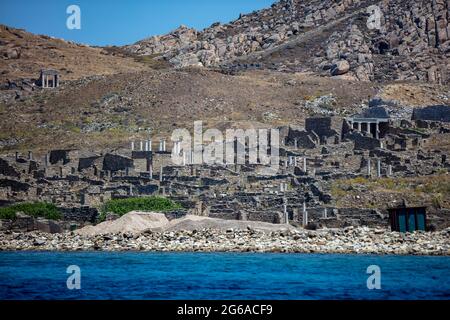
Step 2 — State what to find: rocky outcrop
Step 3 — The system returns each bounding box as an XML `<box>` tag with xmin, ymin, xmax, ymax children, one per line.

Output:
<box><xmin>124</xmin><ymin>0</ymin><xmax>449</xmax><ymax>83</ymax></box>
<box><xmin>317</xmin><ymin>0</ymin><xmax>450</xmax><ymax>82</ymax></box>
<box><xmin>126</xmin><ymin>25</ymin><xmax>198</xmax><ymax>57</ymax></box>
<box><xmin>125</xmin><ymin>0</ymin><xmax>372</xmax><ymax>69</ymax></box>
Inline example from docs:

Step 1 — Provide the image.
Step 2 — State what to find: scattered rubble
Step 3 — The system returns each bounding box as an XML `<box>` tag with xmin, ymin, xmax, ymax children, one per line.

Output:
<box><xmin>1</xmin><ymin>226</ymin><xmax>448</xmax><ymax>255</ymax></box>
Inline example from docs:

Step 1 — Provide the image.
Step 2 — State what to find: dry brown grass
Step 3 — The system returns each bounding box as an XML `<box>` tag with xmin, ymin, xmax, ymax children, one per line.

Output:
<box><xmin>0</xmin><ymin>25</ymin><xmax>146</xmax><ymax>82</ymax></box>
<box><xmin>331</xmin><ymin>173</ymin><xmax>450</xmax><ymax>209</ymax></box>
<box><xmin>0</xmin><ymin>68</ymin><xmax>380</xmax><ymax>153</ymax></box>
<box><xmin>378</xmin><ymin>82</ymin><xmax>450</xmax><ymax>107</ymax></box>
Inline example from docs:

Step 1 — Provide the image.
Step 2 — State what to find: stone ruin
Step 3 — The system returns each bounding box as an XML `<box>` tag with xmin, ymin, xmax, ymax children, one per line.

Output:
<box><xmin>1</xmin><ymin>108</ymin><xmax>450</xmax><ymax>233</ymax></box>
<box><xmin>39</xmin><ymin>69</ymin><xmax>60</xmax><ymax>89</ymax></box>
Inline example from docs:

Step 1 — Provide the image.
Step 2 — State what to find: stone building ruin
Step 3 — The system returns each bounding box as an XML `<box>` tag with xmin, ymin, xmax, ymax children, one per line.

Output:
<box><xmin>39</xmin><ymin>69</ymin><xmax>59</xmax><ymax>88</ymax></box>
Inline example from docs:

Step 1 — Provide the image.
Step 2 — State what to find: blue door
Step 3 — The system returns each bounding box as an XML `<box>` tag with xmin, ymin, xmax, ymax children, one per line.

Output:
<box><xmin>398</xmin><ymin>210</ymin><xmax>406</xmax><ymax>233</ymax></box>
<box><xmin>416</xmin><ymin>208</ymin><xmax>426</xmax><ymax>231</ymax></box>
<box><xmin>408</xmin><ymin>211</ymin><xmax>416</xmax><ymax>232</ymax></box>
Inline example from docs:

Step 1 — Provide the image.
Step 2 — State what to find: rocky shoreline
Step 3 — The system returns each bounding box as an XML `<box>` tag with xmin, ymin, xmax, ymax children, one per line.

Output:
<box><xmin>1</xmin><ymin>227</ymin><xmax>449</xmax><ymax>256</ymax></box>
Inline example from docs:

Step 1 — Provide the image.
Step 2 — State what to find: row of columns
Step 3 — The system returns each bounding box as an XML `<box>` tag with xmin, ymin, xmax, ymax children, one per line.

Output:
<box><xmin>283</xmin><ymin>200</ymin><xmax>329</xmax><ymax>227</ymax></box>
<box><xmin>367</xmin><ymin>158</ymin><xmax>393</xmax><ymax>178</ymax></box>
<box><xmin>349</xmin><ymin>120</ymin><xmax>381</xmax><ymax>139</ymax></box>
<box><xmin>286</xmin><ymin>156</ymin><xmax>307</xmax><ymax>172</ymax></box>
<box><xmin>41</xmin><ymin>74</ymin><xmax>59</xmax><ymax>88</ymax></box>
<box><xmin>131</xmin><ymin>139</ymin><xmax>167</xmax><ymax>152</ymax></box>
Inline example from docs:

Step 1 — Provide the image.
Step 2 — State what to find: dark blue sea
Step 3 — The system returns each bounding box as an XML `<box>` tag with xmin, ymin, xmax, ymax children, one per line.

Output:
<box><xmin>0</xmin><ymin>252</ymin><xmax>449</xmax><ymax>300</ymax></box>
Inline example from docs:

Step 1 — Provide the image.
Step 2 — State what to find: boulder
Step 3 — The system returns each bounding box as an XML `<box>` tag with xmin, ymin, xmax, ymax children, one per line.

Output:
<box><xmin>4</xmin><ymin>47</ymin><xmax>21</xmax><ymax>59</ymax></box>
<box><xmin>170</xmin><ymin>53</ymin><xmax>203</xmax><ymax>68</ymax></box>
<box><xmin>35</xmin><ymin>219</ymin><xmax>63</xmax><ymax>234</ymax></box>
<box><xmin>331</xmin><ymin>60</ymin><xmax>350</xmax><ymax>76</ymax></box>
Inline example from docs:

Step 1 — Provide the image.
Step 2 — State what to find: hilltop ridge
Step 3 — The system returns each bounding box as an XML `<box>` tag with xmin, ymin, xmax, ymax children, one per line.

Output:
<box><xmin>125</xmin><ymin>0</ymin><xmax>449</xmax><ymax>83</ymax></box>
<box><xmin>0</xmin><ymin>24</ymin><xmax>145</xmax><ymax>83</ymax></box>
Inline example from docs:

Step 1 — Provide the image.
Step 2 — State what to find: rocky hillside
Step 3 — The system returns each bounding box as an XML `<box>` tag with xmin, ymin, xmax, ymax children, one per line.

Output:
<box><xmin>0</xmin><ymin>24</ymin><xmax>146</xmax><ymax>83</ymax></box>
<box><xmin>1</xmin><ymin>66</ymin><xmax>448</xmax><ymax>152</ymax></box>
<box><xmin>0</xmin><ymin>1</ymin><xmax>449</xmax><ymax>152</ymax></box>
<box><xmin>125</xmin><ymin>0</ymin><xmax>450</xmax><ymax>83</ymax></box>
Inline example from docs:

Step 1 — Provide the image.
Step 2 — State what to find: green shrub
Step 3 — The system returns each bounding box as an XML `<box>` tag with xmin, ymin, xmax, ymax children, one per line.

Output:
<box><xmin>0</xmin><ymin>202</ymin><xmax>62</xmax><ymax>220</ymax></box>
<box><xmin>100</xmin><ymin>197</ymin><xmax>182</xmax><ymax>220</ymax></box>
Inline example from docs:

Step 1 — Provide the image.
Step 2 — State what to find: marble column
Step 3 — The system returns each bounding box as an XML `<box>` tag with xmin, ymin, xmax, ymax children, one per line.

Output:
<box><xmin>377</xmin><ymin>159</ymin><xmax>381</xmax><ymax>178</ymax></box>
<box><xmin>284</xmin><ymin>199</ymin><xmax>289</xmax><ymax>225</ymax></box>
<box><xmin>302</xmin><ymin>202</ymin><xmax>308</xmax><ymax>227</ymax></box>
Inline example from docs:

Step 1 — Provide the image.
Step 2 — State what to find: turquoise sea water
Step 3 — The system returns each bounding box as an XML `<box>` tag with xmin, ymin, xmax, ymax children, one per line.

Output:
<box><xmin>0</xmin><ymin>252</ymin><xmax>449</xmax><ymax>300</ymax></box>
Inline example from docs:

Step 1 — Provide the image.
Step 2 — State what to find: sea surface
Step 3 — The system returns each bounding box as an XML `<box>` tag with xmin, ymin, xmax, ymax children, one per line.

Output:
<box><xmin>0</xmin><ymin>252</ymin><xmax>449</xmax><ymax>300</ymax></box>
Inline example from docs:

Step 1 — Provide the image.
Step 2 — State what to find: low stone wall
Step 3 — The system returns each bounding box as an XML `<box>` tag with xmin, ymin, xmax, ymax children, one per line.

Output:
<box><xmin>346</xmin><ymin>132</ymin><xmax>381</xmax><ymax>150</ymax></box>
<box><xmin>60</xmin><ymin>206</ymin><xmax>98</xmax><ymax>223</ymax></box>
<box><xmin>412</xmin><ymin>105</ymin><xmax>450</xmax><ymax>122</ymax></box>
<box><xmin>0</xmin><ymin>215</ymin><xmax>63</xmax><ymax>234</ymax></box>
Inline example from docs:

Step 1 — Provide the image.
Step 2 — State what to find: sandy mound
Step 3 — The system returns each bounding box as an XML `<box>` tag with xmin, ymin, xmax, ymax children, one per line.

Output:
<box><xmin>161</xmin><ymin>215</ymin><xmax>295</xmax><ymax>233</ymax></box>
<box><xmin>76</xmin><ymin>211</ymin><xmax>169</xmax><ymax>236</ymax></box>
<box><xmin>76</xmin><ymin>212</ymin><xmax>296</xmax><ymax>236</ymax></box>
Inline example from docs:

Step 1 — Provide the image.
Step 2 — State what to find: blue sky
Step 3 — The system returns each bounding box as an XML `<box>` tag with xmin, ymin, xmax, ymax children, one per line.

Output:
<box><xmin>0</xmin><ymin>0</ymin><xmax>275</xmax><ymax>46</ymax></box>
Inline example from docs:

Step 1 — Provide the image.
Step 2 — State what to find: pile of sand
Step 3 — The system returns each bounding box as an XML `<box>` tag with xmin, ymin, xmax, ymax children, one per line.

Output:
<box><xmin>76</xmin><ymin>212</ymin><xmax>295</xmax><ymax>236</ymax></box>
<box><xmin>161</xmin><ymin>215</ymin><xmax>295</xmax><ymax>233</ymax></box>
<box><xmin>75</xmin><ymin>211</ymin><xmax>169</xmax><ymax>236</ymax></box>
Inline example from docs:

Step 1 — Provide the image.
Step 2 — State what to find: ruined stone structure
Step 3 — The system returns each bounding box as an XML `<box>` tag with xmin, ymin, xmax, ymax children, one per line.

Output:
<box><xmin>39</xmin><ymin>69</ymin><xmax>59</xmax><ymax>88</ymax></box>
<box><xmin>1</xmin><ymin>111</ymin><xmax>450</xmax><ymax>233</ymax></box>
<box><xmin>412</xmin><ymin>105</ymin><xmax>450</xmax><ymax>123</ymax></box>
